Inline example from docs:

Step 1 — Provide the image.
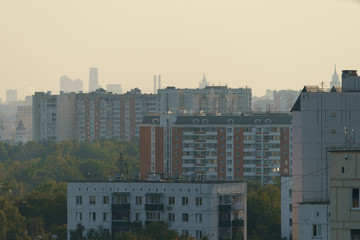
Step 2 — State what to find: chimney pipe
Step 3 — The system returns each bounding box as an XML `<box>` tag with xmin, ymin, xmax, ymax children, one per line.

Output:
<box><xmin>153</xmin><ymin>75</ymin><xmax>157</xmax><ymax>94</ymax></box>
<box><xmin>158</xmin><ymin>75</ymin><xmax>161</xmax><ymax>90</ymax></box>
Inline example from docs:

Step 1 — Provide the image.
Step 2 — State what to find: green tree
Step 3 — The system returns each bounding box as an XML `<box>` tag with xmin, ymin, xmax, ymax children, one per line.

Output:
<box><xmin>247</xmin><ymin>183</ymin><xmax>281</xmax><ymax>240</ymax></box>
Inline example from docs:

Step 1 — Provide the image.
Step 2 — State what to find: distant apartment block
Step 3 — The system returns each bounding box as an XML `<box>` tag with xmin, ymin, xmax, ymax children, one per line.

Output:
<box><xmin>33</xmin><ymin>89</ymin><xmax>160</xmax><ymax>142</ymax></box>
<box><xmin>158</xmin><ymin>85</ymin><xmax>252</xmax><ymax>115</ymax></box>
<box><xmin>6</xmin><ymin>89</ymin><xmax>17</xmax><ymax>103</ymax></box>
<box><xmin>33</xmin><ymin>92</ymin><xmax>76</xmax><ymax>142</ymax></box>
<box><xmin>16</xmin><ymin>105</ymin><xmax>32</xmax><ymax>140</ymax></box>
<box><xmin>140</xmin><ymin>114</ymin><xmax>291</xmax><ymax>185</ymax></box>
<box><xmin>67</xmin><ymin>180</ymin><xmax>247</xmax><ymax>240</ymax></box>
<box><xmin>273</xmin><ymin>90</ymin><xmax>299</xmax><ymax>112</ymax></box>
<box><xmin>253</xmin><ymin>89</ymin><xmax>299</xmax><ymax>113</ymax></box>
<box><xmin>291</xmin><ymin>70</ymin><xmax>360</xmax><ymax>240</ymax></box>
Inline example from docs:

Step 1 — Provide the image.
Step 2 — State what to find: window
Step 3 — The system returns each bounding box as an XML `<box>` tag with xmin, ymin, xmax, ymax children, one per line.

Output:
<box><xmin>103</xmin><ymin>196</ymin><xmax>109</xmax><ymax>204</ymax></box>
<box><xmin>146</xmin><ymin>212</ymin><xmax>161</xmax><ymax>221</ymax></box>
<box><xmin>168</xmin><ymin>213</ymin><xmax>175</xmax><ymax>222</ymax></box>
<box><xmin>135</xmin><ymin>213</ymin><xmax>140</xmax><ymax>221</ymax></box>
<box><xmin>196</xmin><ymin>213</ymin><xmax>202</xmax><ymax>222</ymax></box>
<box><xmin>289</xmin><ymin>189</ymin><xmax>292</xmax><ymax>197</ymax></box>
<box><xmin>312</xmin><ymin>224</ymin><xmax>321</xmax><ymax>237</ymax></box>
<box><xmin>182</xmin><ymin>213</ymin><xmax>189</xmax><ymax>222</ymax></box>
<box><xmin>76</xmin><ymin>212</ymin><xmax>82</xmax><ymax>221</ymax></box>
<box><xmin>89</xmin><ymin>212</ymin><xmax>96</xmax><ymax>221</ymax></box>
<box><xmin>113</xmin><ymin>195</ymin><xmax>128</xmax><ymax>204</ymax></box>
<box><xmin>196</xmin><ymin>230</ymin><xmax>203</xmax><ymax>239</ymax></box>
<box><xmin>76</xmin><ymin>196</ymin><xmax>82</xmax><ymax>205</ymax></box>
<box><xmin>89</xmin><ymin>196</ymin><xmax>96</xmax><ymax>205</ymax></box>
<box><xmin>351</xmin><ymin>230</ymin><xmax>360</xmax><ymax>240</ymax></box>
<box><xmin>289</xmin><ymin>204</ymin><xmax>292</xmax><ymax>212</ymax></box>
<box><xmin>103</xmin><ymin>212</ymin><xmax>109</xmax><ymax>221</ymax></box>
<box><xmin>146</xmin><ymin>195</ymin><xmax>162</xmax><ymax>204</ymax></box>
<box><xmin>289</xmin><ymin>218</ymin><xmax>292</xmax><ymax>226</ymax></box>
<box><xmin>182</xmin><ymin>230</ymin><xmax>189</xmax><ymax>236</ymax></box>
<box><xmin>182</xmin><ymin>197</ymin><xmax>188</xmax><ymax>206</ymax></box>
<box><xmin>136</xmin><ymin>196</ymin><xmax>142</xmax><ymax>205</ymax></box>
<box><xmin>352</xmin><ymin>188</ymin><xmax>360</xmax><ymax>208</ymax></box>
<box><xmin>196</xmin><ymin>197</ymin><xmax>202</xmax><ymax>206</ymax></box>
<box><xmin>169</xmin><ymin>196</ymin><xmax>175</xmax><ymax>205</ymax></box>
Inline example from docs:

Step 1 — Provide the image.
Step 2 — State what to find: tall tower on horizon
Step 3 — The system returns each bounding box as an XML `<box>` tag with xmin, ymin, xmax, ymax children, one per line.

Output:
<box><xmin>89</xmin><ymin>68</ymin><xmax>99</xmax><ymax>92</ymax></box>
<box><xmin>330</xmin><ymin>64</ymin><xmax>340</xmax><ymax>88</ymax></box>
<box><xmin>199</xmin><ymin>73</ymin><xmax>210</xmax><ymax>89</ymax></box>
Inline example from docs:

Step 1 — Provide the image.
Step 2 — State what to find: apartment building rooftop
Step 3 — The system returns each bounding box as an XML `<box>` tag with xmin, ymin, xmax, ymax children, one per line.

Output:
<box><xmin>142</xmin><ymin>114</ymin><xmax>292</xmax><ymax>125</ymax></box>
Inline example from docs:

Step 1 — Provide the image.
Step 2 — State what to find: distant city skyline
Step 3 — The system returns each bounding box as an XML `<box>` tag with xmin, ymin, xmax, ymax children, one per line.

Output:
<box><xmin>1</xmin><ymin>0</ymin><xmax>359</xmax><ymax>100</ymax></box>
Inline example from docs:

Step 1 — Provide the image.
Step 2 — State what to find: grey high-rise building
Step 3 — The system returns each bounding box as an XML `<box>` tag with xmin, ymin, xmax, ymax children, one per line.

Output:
<box><xmin>291</xmin><ymin>70</ymin><xmax>360</xmax><ymax>240</ymax></box>
<box><xmin>89</xmin><ymin>67</ymin><xmax>99</xmax><ymax>92</ymax></box>
<box><xmin>60</xmin><ymin>76</ymin><xmax>83</xmax><ymax>93</ymax></box>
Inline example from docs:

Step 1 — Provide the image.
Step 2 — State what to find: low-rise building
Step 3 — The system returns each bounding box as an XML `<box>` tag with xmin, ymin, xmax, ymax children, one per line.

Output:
<box><xmin>67</xmin><ymin>180</ymin><xmax>247</xmax><ymax>240</ymax></box>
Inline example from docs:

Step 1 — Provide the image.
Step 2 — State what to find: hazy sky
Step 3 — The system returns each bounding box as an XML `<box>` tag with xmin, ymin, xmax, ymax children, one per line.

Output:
<box><xmin>1</xmin><ymin>0</ymin><xmax>360</xmax><ymax>101</ymax></box>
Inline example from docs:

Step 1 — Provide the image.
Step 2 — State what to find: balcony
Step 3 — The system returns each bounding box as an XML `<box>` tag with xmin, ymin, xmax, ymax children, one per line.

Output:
<box><xmin>218</xmin><ymin>204</ymin><xmax>231</xmax><ymax>211</ymax></box>
<box><xmin>112</xmin><ymin>203</ymin><xmax>130</xmax><ymax>211</ymax></box>
<box><xmin>219</xmin><ymin>219</ymin><xmax>231</xmax><ymax>228</ymax></box>
<box><xmin>145</xmin><ymin>204</ymin><xmax>164</xmax><ymax>211</ymax></box>
<box><xmin>232</xmin><ymin>219</ymin><xmax>244</xmax><ymax>227</ymax></box>
<box><xmin>112</xmin><ymin>221</ymin><xmax>130</xmax><ymax>228</ymax></box>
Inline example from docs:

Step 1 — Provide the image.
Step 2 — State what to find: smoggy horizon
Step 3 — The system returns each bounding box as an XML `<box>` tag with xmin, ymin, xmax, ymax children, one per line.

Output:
<box><xmin>1</xmin><ymin>0</ymin><xmax>360</xmax><ymax>101</ymax></box>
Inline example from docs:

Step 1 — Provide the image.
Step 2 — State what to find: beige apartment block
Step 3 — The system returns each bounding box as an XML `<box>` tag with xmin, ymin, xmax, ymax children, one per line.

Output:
<box><xmin>330</xmin><ymin>149</ymin><xmax>360</xmax><ymax>240</ymax></box>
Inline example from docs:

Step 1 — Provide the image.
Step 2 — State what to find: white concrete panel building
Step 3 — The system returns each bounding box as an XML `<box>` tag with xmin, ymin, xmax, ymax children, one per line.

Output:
<box><xmin>291</xmin><ymin>70</ymin><xmax>360</xmax><ymax>240</ymax></box>
<box><xmin>281</xmin><ymin>176</ymin><xmax>293</xmax><ymax>240</ymax></box>
<box><xmin>67</xmin><ymin>181</ymin><xmax>247</xmax><ymax>240</ymax></box>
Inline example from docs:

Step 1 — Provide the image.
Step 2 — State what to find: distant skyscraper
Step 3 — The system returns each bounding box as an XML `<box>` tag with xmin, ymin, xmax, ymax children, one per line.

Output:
<box><xmin>74</xmin><ymin>79</ymin><xmax>83</xmax><ymax>92</ymax></box>
<box><xmin>199</xmin><ymin>73</ymin><xmax>210</xmax><ymax>89</ymax></box>
<box><xmin>89</xmin><ymin>68</ymin><xmax>99</xmax><ymax>92</ymax></box>
<box><xmin>330</xmin><ymin>64</ymin><xmax>340</xmax><ymax>88</ymax></box>
<box><xmin>106</xmin><ymin>84</ymin><xmax>123</xmax><ymax>94</ymax></box>
<box><xmin>6</xmin><ymin>89</ymin><xmax>17</xmax><ymax>103</ymax></box>
<box><xmin>60</xmin><ymin>76</ymin><xmax>83</xmax><ymax>93</ymax></box>
<box><xmin>60</xmin><ymin>76</ymin><xmax>73</xmax><ymax>92</ymax></box>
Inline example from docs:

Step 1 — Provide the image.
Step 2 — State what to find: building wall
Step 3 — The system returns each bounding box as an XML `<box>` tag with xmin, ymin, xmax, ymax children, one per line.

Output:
<box><xmin>67</xmin><ymin>181</ymin><xmax>247</xmax><ymax>240</ymax></box>
<box><xmin>158</xmin><ymin>86</ymin><xmax>252</xmax><ymax>115</ymax></box>
<box><xmin>330</xmin><ymin>151</ymin><xmax>360</xmax><ymax>240</ymax></box>
<box><xmin>281</xmin><ymin>176</ymin><xmax>293</xmax><ymax>240</ymax></box>
<box><xmin>33</xmin><ymin>90</ymin><xmax>160</xmax><ymax>142</ymax></box>
<box><xmin>298</xmin><ymin>203</ymin><xmax>330</xmax><ymax>240</ymax></box>
<box><xmin>16</xmin><ymin>105</ymin><xmax>32</xmax><ymax>139</ymax></box>
<box><xmin>292</xmin><ymin>91</ymin><xmax>360</xmax><ymax>240</ymax></box>
<box><xmin>140</xmin><ymin>115</ymin><xmax>291</xmax><ymax>185</ymax></box>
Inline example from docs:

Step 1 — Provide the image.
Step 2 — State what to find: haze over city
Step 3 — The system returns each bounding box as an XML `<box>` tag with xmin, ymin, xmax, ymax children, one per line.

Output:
<box><xmin>1</xmin><ymin>0</ymin><xmax>360</xmax><ymax>100</ymax></box>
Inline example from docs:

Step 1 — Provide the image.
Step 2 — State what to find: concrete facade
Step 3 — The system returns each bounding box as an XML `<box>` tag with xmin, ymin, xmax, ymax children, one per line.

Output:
<box><xmin>32</xmin><ymin>89</ymin><xmax>160</xmax><ymax>142</ymax></box>
<box><xmin>67</xmin><ymin>181</ymin><xmax>247</xmax><ymax>240</ymax></box>
<box><xmin>298</xmin><ymin>203</ymin><xmax>330</xmax><ymax>240</ymax></box>
<box><xmin>330</xmin><ymin>150</ymin><xmax>360</xmax><ymax>240</ymax></box>
<box><xmin>281</xmin><ymin>176</ymin><xmax>293</xmax><ymax>240</ymax></box>
<box><xmin>140</xmin><ymin>114</ymin><xmax>291</xmax><ymax>185</ymax></box>
<box><xmin>291</xmin><ymin>70</ymin><xmax>360</xmax><ymax>240</ymax></box>
<box><xmin>158</xmin><ymin>85</ymin><xmax>252</xmax><ymax>115</ymax></box>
